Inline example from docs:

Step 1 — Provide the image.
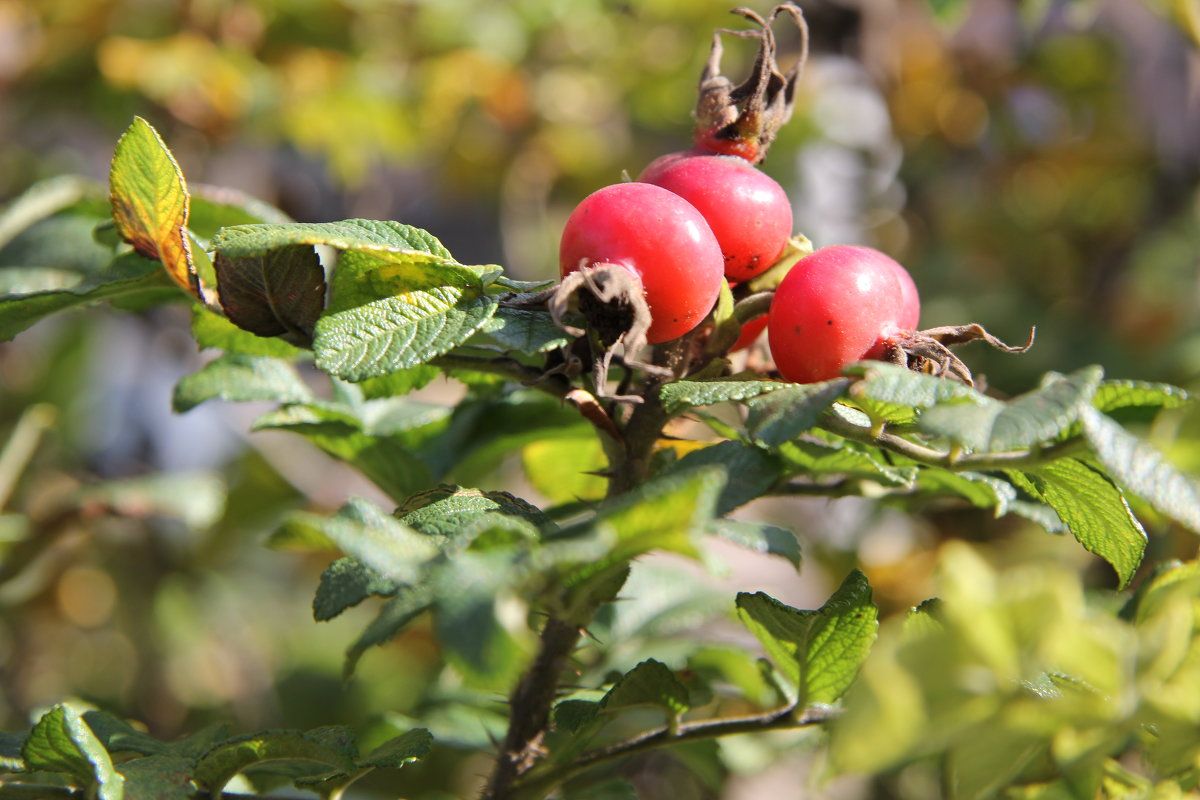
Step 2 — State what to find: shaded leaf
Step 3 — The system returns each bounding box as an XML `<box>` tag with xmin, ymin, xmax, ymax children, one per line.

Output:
<box><xmin>397</xmin><ymin>485</ymin><xmax>551</xmax><ymax>536</ymax></box>
<box><xmin>658</xmin><ymin>378</ymin><xmax>788</xmax><ymax>415</ymax></box>
<box><xmin>919</xmin><ymin>366</ymin><xmax>1103</xmax><ymax>452</ymax></box>
<box><xmin>664</xmin><ymin>440</ymin><xmax>782</xmax><ymax>514</ymax></box>
<box><xmin>109</xmin><ymin>116</ymin><xmax>199</xmax><ymax>299</ymax></box>
<box><xmin>779</xmin><ymin>438</ymin><xmax>917</xmax><ymax>488</ymax></box>
<box><xmin>345</xmin><ymin>588</ymin><xmax>433</xmax><ymax>678</ymax></box>
<box><xmin>357</xmin><ymin>728</ymin><xmax>433</xmax><ymax>769</ymax></box>
<box><xmin>736</xmin><ymin>570</ymin><xmax>878</xmax><ymax>705</ymax></box>
<box><xmin>0</xmin><ymin>174</ymin><xmax>99</xmax><ymax>252</ymax></box>
<box><xmin>214</xmin><ymin>244</ymin><xmax>326</xmax><ymax>341</ymax></box>
<box><xmin>188</xmin><ymin>184</ymin><xmax>291</xmax><ymax>241</ymax></box>
<box><xmin>554</xmin><ymin>700</ymin><xmax>601</xmax><ymax>735</ymax></box>
<box><xmin>22</xmin><ymin>704</ymin><xmax>124</xmax><ymax>799</ymax></box>
<box><xmin>298</xmin><ymin>498</ymin><xmax>438</xmax><ymax>584</ymax></box>
<box><xmin>746</xmin><ymin>379</ymin><xmax>852</xmax><ymax>446</ymax></box>
<box><xmin>600</xmin><ymin>659</ymin><xmax>691</xmax><ymax>717</ymax></box>
<box><xmin>173</xmin><ymin>353</ymin><xmax>313</xmax><ymax>412</ymax></box>
<box><xmin>709</xmin><ymin>520</ymin><xmax>801</xmax><ymax>569</ymax></box>
<box><xmin>479</xmin><ymin>305</ymin><xmax>570</xmax><ymax>354</ymax></box>
<box><xmin>82</xmin><ymin>711</ymin><xmax>167</xmax><ymax>757</ymax></box>
<box><xmin>193</xmin><ymin>729</ymin><xmax>357</xmax><ymax>796</ymax></box>
<box><xmin>914</xmin><ymin>469</ymin><xmax>1019</xmax><ymax>514</ymax></box>
<box><xmin>313</xmin><ymin>557</ymin><xmax>398</xmax><ymax>621</ymax></box>
<box><xmin>1008</xmin><ymin>459</ymin><xmax>1146</xmax><ymax>587</ymax></box>
<box><xmin>119</xmin><ymin>755</ymin><xmax>196</xmax><ymax>800</ymax></box>
<box><xmin>1080</xmin><ymin>407</ymin><xmax>1200</xmax><ymax>534</ymax></box>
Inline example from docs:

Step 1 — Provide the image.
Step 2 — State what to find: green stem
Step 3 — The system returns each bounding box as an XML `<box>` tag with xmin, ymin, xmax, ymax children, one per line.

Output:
<box><xmin>511</xmin><ymin>705</ymin><xmax>837</xmax><ymax>800</ymax></box>
<box><xmin>819</xmin><ymin>411</ymin><xmax>1091</xmax><ymax>470</ymax></box>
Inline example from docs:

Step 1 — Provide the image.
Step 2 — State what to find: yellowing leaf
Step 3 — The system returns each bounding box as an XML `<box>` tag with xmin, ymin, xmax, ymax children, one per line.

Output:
<box><xmin>109</xmin><ymin>117</ymin><xmax>200</xmax><ymax>300</ymax></box>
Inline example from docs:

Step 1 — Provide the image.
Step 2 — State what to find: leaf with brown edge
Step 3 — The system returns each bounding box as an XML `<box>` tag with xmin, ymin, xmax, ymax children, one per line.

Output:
<box><xmin>108</xmin><ymin>117</ymin><xmax>200</xmax><ymax>300</ymax></box>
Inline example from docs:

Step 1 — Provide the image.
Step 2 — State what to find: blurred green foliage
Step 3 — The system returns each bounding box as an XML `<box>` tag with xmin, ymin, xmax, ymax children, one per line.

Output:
<box><xmin>1</xmin><ymin>1</ymin><xmax>1200</xmax><ymax>798</ymax></box>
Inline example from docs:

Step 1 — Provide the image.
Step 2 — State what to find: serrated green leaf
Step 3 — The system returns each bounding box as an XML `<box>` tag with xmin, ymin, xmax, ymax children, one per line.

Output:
<box><xmin>109</xmin><ymin>117</ymin><xmax>199</xmax><ymax>299</ymax></box>
<box><xmin>118</xmin><ymin>755</ymin><xmax>196</xmax><ymax>800</ymax></box>
<box><xmin>746</xmin><ymin>379</ymin><xmax>853</xmax><ymax>446</ymax></box>
<box><xmin>214</xmin><ymin>244</ymin><xmax>326</xmax><ymax>342</ymax></box>
<box><xmin>190</xmin><ymin>305</ymin><xmax>306</xmax><ymax>358</ymax></box>
<box><xmin>657</xmin><ymin>378</ymin><xmax>787</xmax><ymax>415</ymax></box>
<box><xmin>709</xmin><ymin>520</ymin><xmax>801</xmax><ymax>569</ymax></box>
<box><xmin>210</xmin><ymin>219</ymin><xmax>453</xmax><ymax>261</ymax></box>
<box><xmin>664</xmin><ymin>440</ymin><xmax>782</xmax><ymax>514</ymax></box>
<box><xmin>0</xmin><ymin>253</ymin><xmax>174</xmax><ymax>341</ymax></box>
<box><xmin>23</xmin><ymin>704</ymin><xmax>124</xmax><ymax>799</ymax></box>
<box><xmin>479</xmin><ymin>305</ymin><xmax>570</xmax><ymax>353</ymax></box>
<box><xmin>298</xmin><ymin>498</ymin><xmax>438</xmax><ymax>584</ymax></box>
<box><xmin>1008</xmin><ymin>459</ymin><xmax>1146</xmax><ymax>587</ymax></box>
<box><xmin>1080</xmin><ymin>407</ymin><xmax>1200</xmax><ymax>534</ymax></box>
<box><xmin>344</xmin><ymin>588</ymin><xmax>433</xmax><ymax>678</ymax></box>
<box><xmin>193</xmin><ymin>729</ymin><xmax>357</xmax><ymax>796</ymax></box>
<box><xmin>173</xmin><ymin>353</ymin><xmax>313</xmax><ymax>412</ymax></box>
<box><xmin>313</xmin><ymin>557</ymin><xmax>398</xmax><ymax>621</ymax></box>
<box><xmin>357</xmin><ymin>728</ymin><xmax>432</xmax><ymax>769</ymax></box>
<box><xmin>599</xmin><ymin>659</ymin><xmax>691</xmax><ymax>717</ymax></box>
<box><xmin>313</xmin><ymin>250</ymin><xmax>498</xmax><ymax>380</ymax></box>
<box><xmin>736</xmin><ymin>570</ymin><xmax>878</xmax><ymax>706</ymax></box>
<box><xmin>919</xmin><ymin>366</ymin><xmax>1103</xmax><ymax>452</ymax></box>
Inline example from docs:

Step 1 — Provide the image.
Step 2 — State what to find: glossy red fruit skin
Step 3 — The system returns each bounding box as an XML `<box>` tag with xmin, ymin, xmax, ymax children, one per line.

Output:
<box><xmin>559</xmin><ymin>182</ymin><xmax>724</xmax><ymax>344</ymax></box>
<box><xmin>639</xmin><ymin>152</ymin><xmax>792</xmax><ymax>283</ymax></box>
<box><xmin>767</xmin><ymin>245</ymin><xmax>920</xmax><ymax>383</ymax></box>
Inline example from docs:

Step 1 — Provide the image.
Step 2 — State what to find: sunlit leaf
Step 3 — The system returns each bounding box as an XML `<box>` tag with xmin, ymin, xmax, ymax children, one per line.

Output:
<box><xmin>210</xmin><ymin>219</ymin><xmax>453</xmax><ymax>261</ymax></box>
<box><xmin>657</xmin><ymin>378</ymin><xmax>788</xmax><ymax>414</ymax></box>
<box><xmin>109</xmin><ymin>116</ymin><xmax>199</xmax><ymax>299</ymax></box>
<box><xmin>1008</xmin><ymin>459</ymin><xmax>1146</xmax><ymax>587</ymax></box>
<box><xmin>22</xmin><ymin>704</ymin><xmax>124</xmax><ymax>800</ymax></box>
<box><xmin>736</xmin><ymin>570</ymin><xmax>878</xmax><ymax>706</ymax></box>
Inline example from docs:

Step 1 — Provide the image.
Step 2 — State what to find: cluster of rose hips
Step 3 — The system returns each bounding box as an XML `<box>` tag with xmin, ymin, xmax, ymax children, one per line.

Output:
<box><xmin>557</xmin><ymin>147</ymin><xmax>923</xmax><ymax>385</ymax></box>
<box><xmin>551</xmin><ymin>3</ymin><xmax>1026</xmax><ymax>390</ymax></box>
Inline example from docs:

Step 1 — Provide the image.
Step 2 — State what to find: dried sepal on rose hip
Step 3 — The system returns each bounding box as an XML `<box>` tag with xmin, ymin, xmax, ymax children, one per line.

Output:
<box><xmin>766</xmin><ymin>245</ymin><xmax>1033</xmax><ymax>386</ymax></box>
<box><xmin>553</xmin><ymin>182</ymin><xmax>725</xmax><ymax>396</ymax></box>
<box><xmin>693</xmin><ymin>3</ymin><xmax>809</xmax><ymax>165</ymax></box>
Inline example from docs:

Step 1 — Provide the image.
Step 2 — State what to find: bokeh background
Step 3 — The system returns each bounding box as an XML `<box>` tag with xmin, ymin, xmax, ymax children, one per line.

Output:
<box><xmin>1</xmin><ymin>1</ymin><xmax>1199</xmax><ymax>797</ymax></box>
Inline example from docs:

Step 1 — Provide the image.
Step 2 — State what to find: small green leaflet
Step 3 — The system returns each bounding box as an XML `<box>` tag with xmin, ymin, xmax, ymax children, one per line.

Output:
<box><xmin>599</xmin><ymin>658</ymin><xmax>692</xmax><ymax>719</ymax></box>
<box><xmin>736</xmin><ymin>570</ymin><xmax>878</xmax><ymax>707</ymax></box>
<box><xmin>746</xmin><ymin>379</ymin><xmax>852</xmax><ymax>446</ymax></box>
<box><xmin>193</xmin><ymin>729</ymin><xmax>358</xmax><ymax>796</ymax></box>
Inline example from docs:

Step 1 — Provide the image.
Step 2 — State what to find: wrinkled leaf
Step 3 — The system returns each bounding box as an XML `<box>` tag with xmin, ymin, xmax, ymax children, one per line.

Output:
<box><xmin>22</xmin><ymin>704</ymin><xmax>124</xmax><ymax>799</ymax></box>
<box><xmin>599</xmin><ymin>658</ymin><xmax>691</xmax><ymax>718</ymax></box>
<box><xmin>193</xmin><ymin>729</ymin><xmax>357</xmax><ymax>796</ymax></box>
<box><xmin>1008</xmin><ymin>459</ymin><xmax>1146</xmax><ymax>587</ymax></box>
<box><xmin>210</xmin><ymin>219</ymin><xmax>453</xmax><ymax>261</ymax></box>
<box><xmin>214</xmin><ymin>244</ymin><xmax>326</xmax><ymax>341</ymax></box>
<box><xmin>658</xmin><ymin>378</ymin><xmax>788</xmax><ymax>415</ymax></box>
<box><xmin>313</xmin><ymin>556</ymin><xmax>398</xmax><ymax>621</ymax></box>
<box><xmin>664</xmin><ymin>440</ymin><xmax>782</xmax><ymax>514</ymax></box>
<box><xmin>747</xmin><ymin>380</ymin><xmax>852</xmax><ymax>446</ymax></box>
